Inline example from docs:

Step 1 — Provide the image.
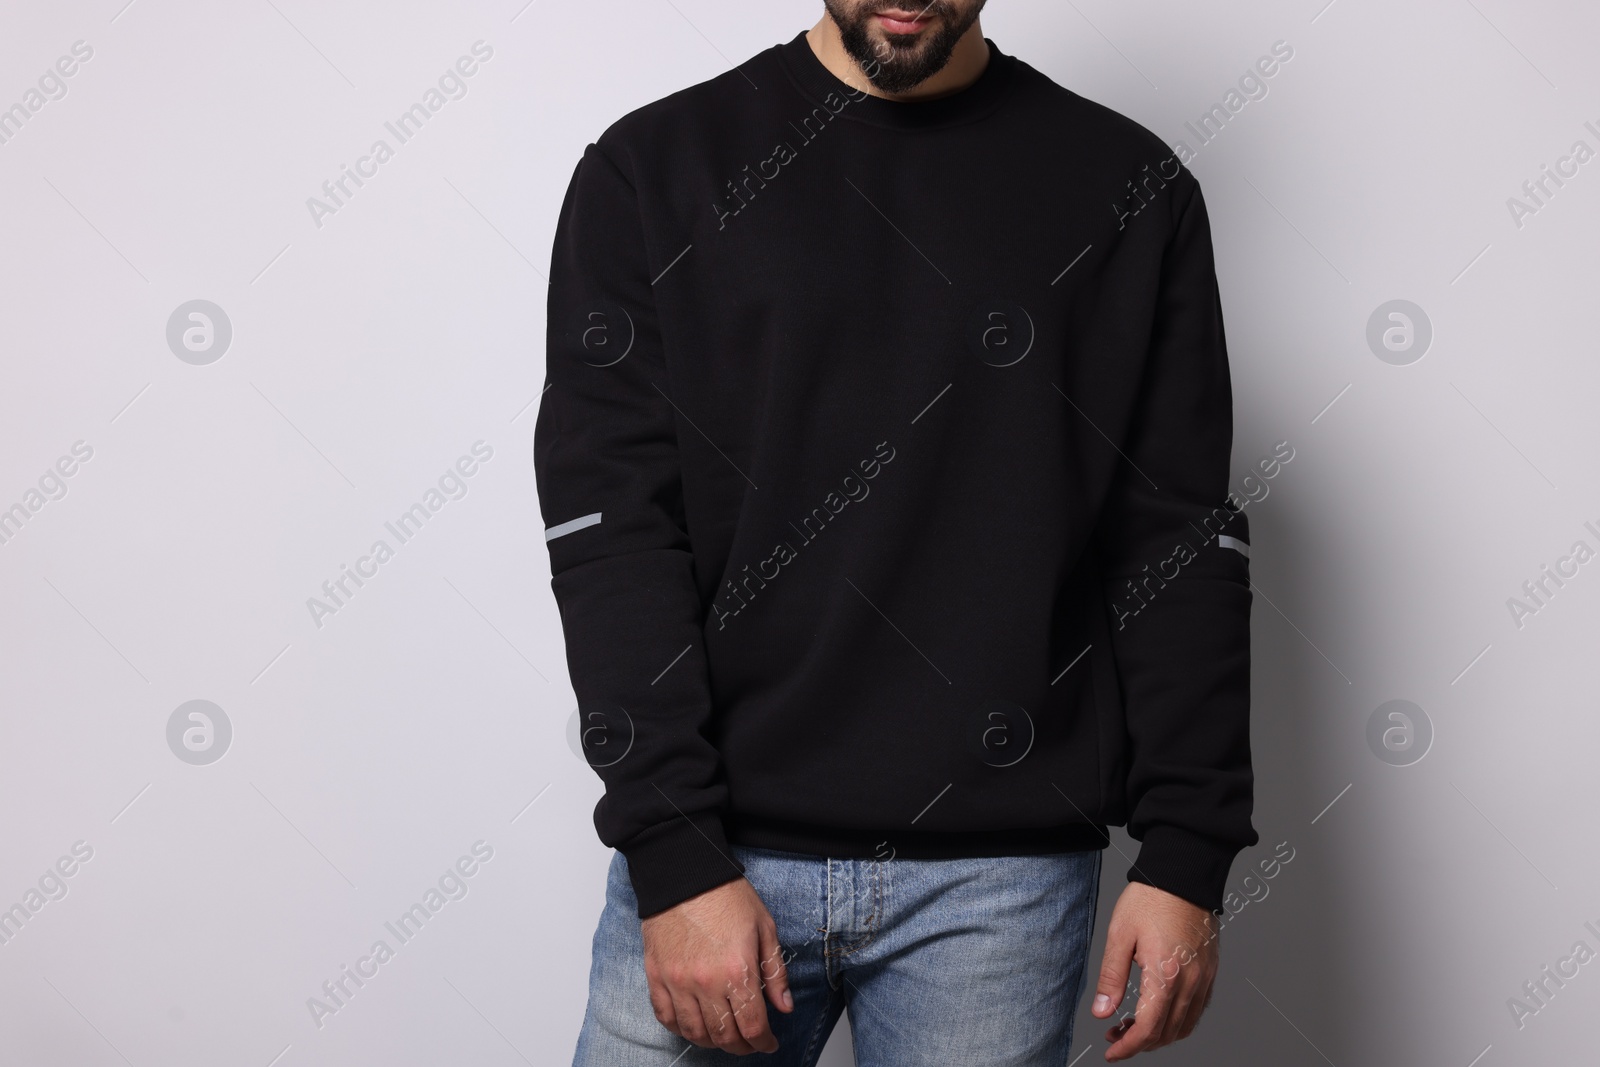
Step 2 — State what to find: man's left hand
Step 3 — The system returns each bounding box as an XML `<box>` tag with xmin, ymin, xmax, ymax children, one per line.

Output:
<box><xmin>1089</xmin><ymin>881</ymin><xmax>1220</xmax><ymax>1061</ymax></box>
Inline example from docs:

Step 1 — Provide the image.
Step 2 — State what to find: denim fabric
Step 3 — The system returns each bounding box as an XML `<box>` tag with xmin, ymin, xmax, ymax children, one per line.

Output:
<box><xmin>572</xmin><ymin>844</ymin><xmax>1103</xmax><ymax>1066</ymax></box>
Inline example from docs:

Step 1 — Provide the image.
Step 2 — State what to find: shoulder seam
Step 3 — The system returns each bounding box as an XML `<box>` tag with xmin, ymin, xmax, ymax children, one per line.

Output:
<box><xmin>586</xmin><ymin>140</ymin><xmax>638</xmax><ymax>195</ymax></box>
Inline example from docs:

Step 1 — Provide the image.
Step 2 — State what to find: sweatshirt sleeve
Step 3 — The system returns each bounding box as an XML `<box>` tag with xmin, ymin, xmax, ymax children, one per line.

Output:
<box><xmin>534</xmin><ymin>141</ymin><xmax>745</xmax><ymax>918</ymax></box>
<box><xmin>1094</xmin><ymin>174</ymin><xmax>1258</xmax><ymax>915</ymax></box>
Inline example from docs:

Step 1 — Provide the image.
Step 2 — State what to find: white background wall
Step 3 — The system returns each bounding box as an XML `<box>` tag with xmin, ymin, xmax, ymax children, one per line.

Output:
<box><xmin>2</xmin><ymin>1</ymin><xmax>1597</xmax><ymax>1064</ymax></box>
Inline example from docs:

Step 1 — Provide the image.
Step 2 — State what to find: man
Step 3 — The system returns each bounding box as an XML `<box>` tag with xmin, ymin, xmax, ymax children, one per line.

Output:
<box><xmin>535</xmin><ymin>2</ymin><xmax>1257</xmax><ymax>1063</ymax></box>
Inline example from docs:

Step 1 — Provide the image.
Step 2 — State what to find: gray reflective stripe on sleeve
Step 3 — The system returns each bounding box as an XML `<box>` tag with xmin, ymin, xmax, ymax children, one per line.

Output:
<box><xmin>1218</xmin><ymin>534</ymin><xmax>1250</xmax><ymax>558</ymax></box>
<box><xmin>545</xmin><ymin>512</ymin><xmax>602</xmax><ymax>542</ymax></box>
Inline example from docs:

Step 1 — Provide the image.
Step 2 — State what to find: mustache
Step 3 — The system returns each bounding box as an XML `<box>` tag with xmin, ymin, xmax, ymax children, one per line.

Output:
<box><xmin>864</xmin><ymin>1</ymin><xmax>950</xmax><ymax>20</ymax></box>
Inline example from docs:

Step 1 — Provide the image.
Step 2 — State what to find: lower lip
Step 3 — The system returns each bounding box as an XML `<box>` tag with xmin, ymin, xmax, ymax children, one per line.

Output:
<box><xmin>878</xmin><ymin>13</ymin><xmax>933</xmax><ymax>33</ymax></box>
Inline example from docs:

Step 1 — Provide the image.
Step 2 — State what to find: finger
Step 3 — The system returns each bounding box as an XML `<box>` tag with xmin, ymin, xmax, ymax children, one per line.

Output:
<box><xmin>1103</xmin><ymin>1015</ymin><xmax>1135</xmax><ymax>1045</ymax></box>
<box><xmin>671</xmin><ymin>990</ymin><xmax>713</xmax><ymax>1048</ymax></box>
<box><xmin>1158</xmin><ymin>973</ymin><xmax>1199</xmax><ymax>1049</ymax></box>
<box><xmin>730</xmin><ymin>973</ymin><xmax>779</xmax><ymax>1054</ymax></box>
<box><xmin>1145</xmin><ymin>949</ymin><xmax>1192</xmax><ymax>1049</ymax></box>
<box><xmin>1175</xmin><ymin>966</ymin><xmax>1216</xmax><ymax>1040</ymax></box>
<box><xmin>1105</xmin><ymin>972</ymin><xmax>1172</xmax><ymax>1061</ymax></box>
<box><xmin>1091</xmin><ymin>920</ymin><xmax>1137</xmax><ymax>1018</ymax></box>
<box><xmin>758</xmin><ymin>917</ymin><xmax>794</xmax><ymax>1014</ymax></box>
<box><xmin>699</xmin><ymin>992</ymin><xmax>756</xmax><ymax>1055</ymax></box>
<box><xmin>722</xmin><ymin>941</ymin><xmax>777</xmax><ymax>1054</ymax></box>
<box><xmin>721</xmin><ymin>928</ymin><xmax>778</xmax><ymax>1052</ymax></box>
<box><xmin>1102</xmin><ymin>978</ymin><xmax>1142</xmax><ymax>1046</ymax></box>
<box><xmin>645</xmin><ymin>969</ymin><xmax>677</xmax><ymax>1035</ymax></box>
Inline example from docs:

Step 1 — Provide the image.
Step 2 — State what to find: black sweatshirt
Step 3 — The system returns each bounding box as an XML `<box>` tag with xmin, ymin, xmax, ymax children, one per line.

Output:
<box><xmin>534</xmin><ymin>31</ymin><xmax>1257</xmax><ymax>918</ymax></box>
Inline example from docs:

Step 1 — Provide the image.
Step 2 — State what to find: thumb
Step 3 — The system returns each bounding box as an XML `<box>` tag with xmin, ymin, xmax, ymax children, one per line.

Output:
<box><xmin>1092</xmin><ymin>919</ymin><xmax>1136</xmax><ymax>1018</ymax></box>
<box><xmin>757</xmin><ymin>916</ymin><xmax>793</xmax><ymax>1013</ymax></box>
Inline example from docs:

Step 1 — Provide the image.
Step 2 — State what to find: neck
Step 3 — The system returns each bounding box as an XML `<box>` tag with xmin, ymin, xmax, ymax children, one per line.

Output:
<box><xmin>805</xmin><ymin>14</ymin><xmax>989</xmax><ymax>102</ymax></box>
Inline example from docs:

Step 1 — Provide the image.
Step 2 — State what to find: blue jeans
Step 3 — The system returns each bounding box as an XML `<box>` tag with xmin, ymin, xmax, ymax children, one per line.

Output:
<box><xmin>573</xmin><ymin>844</ymin><xmax>1103</xmax><ymax>1066</ymax></box>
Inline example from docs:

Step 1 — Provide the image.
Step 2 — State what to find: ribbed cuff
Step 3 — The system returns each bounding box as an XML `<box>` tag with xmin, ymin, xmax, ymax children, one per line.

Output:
<box><xmin>617</xmin><ymin>809</ymin><xmax>747</xmax><ymax>919</ymax></box>
<box><xmin>1126</xmin><ymin>825</ymin><xmax>1240</xmax><ymax>914</ymax></box>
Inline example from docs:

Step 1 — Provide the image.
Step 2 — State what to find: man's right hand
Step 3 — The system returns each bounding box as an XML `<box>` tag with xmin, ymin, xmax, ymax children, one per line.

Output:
<box><xmin>641</xmin><ymin>876</ymin><xmax>794</xmax><ymax>1054</ymax></box>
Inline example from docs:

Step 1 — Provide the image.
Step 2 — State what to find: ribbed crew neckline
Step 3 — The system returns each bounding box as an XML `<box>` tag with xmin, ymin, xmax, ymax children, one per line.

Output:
<box><xmin>775</xmin><ymin>30</ymin><xmax>1019</xmax><ymax>132</ymax></box>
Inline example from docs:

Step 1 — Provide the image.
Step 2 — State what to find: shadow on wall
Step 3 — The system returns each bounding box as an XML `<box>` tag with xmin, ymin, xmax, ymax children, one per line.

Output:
<box><xmin>1066</xmin><ymin>489</ymin><xmax>1357</xmax><ymax>1065</ymax></box>
<box><xmin>817</xmin><ymin>1018</ymin><xmax>854</xmax><ymax>1066</ymax></box>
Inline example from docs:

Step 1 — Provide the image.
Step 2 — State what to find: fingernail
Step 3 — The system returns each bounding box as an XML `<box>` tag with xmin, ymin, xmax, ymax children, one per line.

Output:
<box><xmin>782</xmin><ymin>989</ymin><xmax>793</xmax><ymax>1010</ymax></box>
<box><xmin>1093</xmin><ymin>994</ymin><xmax>1111</xmax><ymax>1013</ymax></box>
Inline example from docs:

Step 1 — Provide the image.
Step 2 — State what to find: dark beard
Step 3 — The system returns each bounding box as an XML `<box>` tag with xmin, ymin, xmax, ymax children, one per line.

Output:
<box><xmin>823</xmin><ymin>1</ymin><xmax>987</xmax><ymax>94</ymax></box>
